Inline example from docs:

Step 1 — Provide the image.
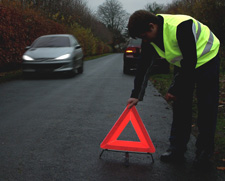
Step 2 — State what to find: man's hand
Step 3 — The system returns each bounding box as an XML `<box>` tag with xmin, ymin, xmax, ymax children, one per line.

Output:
<box><xmin>127</xmin><ymin>98</ymin><xmax>139</xmax><ymax>109</ymax></box>
<box><xmin>165</xmin><ymin>93</ymin><xmax>177</xmax><ymax>102</ymax></box>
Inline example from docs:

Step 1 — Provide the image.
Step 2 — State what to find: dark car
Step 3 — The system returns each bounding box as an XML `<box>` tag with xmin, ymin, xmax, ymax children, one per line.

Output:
<box><xmin>123</xmin><ymin>38</ymin><xmax>142</xmax><ymax>74</ymax></box>
<box><xmin>123</xmin><ymin>38</ymin><xmax>169</xmax><ymax>75</ymax></box>
<box><xmin>22</xmin><ymin>34</ymin><xmax>83</xmax><ymax>77</ymax></box>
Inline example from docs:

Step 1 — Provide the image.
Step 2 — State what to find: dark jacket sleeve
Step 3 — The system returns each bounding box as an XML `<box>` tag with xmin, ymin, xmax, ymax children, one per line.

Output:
<box><xmin>130</xmin><ymin>41</ymin><xmax>155</xmax><ymax>100</ymax></box>
<box><xmin>168</xmin><ymin>19</ymin><xmax>197</xmax><ymax>96</ymax></box>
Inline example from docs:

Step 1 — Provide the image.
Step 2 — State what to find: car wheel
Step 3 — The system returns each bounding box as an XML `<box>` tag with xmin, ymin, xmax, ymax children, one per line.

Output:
<box><xmin>68</xmin><ymin>62</ymin><xmax>78</xmax><ymax>77</ymax></box>
<box><xmin>78</xmin><ymin>63</ymin><xmax>83</xmax><ymax>74</ymax></box>
<box><xmin>70</xmin><ymin>68</ymin><xmax>78</xmax><ymax>76</ymax></box>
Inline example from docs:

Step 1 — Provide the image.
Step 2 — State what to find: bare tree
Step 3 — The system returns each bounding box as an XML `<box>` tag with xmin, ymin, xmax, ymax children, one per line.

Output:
<box><xmin>145</xmin><ymin>2</ymin><xmax>165</xmax><ymax>14</ymax></box>
<box><xmin>97</xmin><ymin>0</ymin><xmax>129</xmax><ymax>51</ymax></box>
<box><xmin>2</xmin><ymin>0</ymin><xmax>112</xmax><ymax>43</ymax></box>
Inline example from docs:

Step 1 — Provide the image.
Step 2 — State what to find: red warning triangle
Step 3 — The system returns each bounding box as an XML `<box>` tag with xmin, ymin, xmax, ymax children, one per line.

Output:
<box><xmin>100</xmin><ymin>106</ymin><xmax>155</xmax><ymax>153</ymax></box>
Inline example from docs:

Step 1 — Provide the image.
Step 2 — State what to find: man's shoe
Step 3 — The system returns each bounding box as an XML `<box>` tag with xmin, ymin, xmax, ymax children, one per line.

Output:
<box><xmin>160</xmin><ymin>150</ymin><xmax>185</xmax><ymax>163</ymax></box>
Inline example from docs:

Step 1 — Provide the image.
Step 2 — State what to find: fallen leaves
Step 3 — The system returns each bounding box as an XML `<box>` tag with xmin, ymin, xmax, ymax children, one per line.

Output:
<box><xmin>218</xmin><ymin>101</ymin><xmax>225</xmax><ymax>108</ymax></box>
<box><xmin>217</xmin><ymin>167</ymin><xmax>225</xmax><ymax>171</ymax></box>
<box><xmin>219</xmin><ymin>101</ymin><xmax>225</xmax><ymax>105</ymax></box>
<box><xmin>216</xmin><ymin>159</ymin><xmax>225</xmax><ymax>171</ymax></box>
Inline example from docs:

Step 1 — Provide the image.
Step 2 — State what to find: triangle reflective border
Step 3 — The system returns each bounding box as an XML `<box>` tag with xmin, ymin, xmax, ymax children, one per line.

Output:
<box><xmin>100</xmin><ymin>106</ymin><xmax>155</xmax><ymax>153</ymax></box>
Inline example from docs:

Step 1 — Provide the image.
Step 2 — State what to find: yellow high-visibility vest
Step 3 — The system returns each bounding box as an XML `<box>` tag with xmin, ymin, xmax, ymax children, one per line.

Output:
<box><xmin>151</xmin><ymin>14</ymin><xmax>220</xmax><ymax>68</ymax></box>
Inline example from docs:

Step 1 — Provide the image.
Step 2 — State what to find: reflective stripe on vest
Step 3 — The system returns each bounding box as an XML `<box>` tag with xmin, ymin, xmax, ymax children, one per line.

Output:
<box><xmin>151</xmin><ymin>14</ymin><xmax>220</xmax><ymax>68</ymax></box>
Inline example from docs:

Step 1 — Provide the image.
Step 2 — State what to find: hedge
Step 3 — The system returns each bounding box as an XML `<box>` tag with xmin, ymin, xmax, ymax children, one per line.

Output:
<box><xmin>0</xmin><ymin>4</ymin><xmax>67</xmax><ymax>71</ymax></box>
<box><xmin>0</xmin><ymin>3</ymin><xmax>112</xmax><ymax>71</ymax></box>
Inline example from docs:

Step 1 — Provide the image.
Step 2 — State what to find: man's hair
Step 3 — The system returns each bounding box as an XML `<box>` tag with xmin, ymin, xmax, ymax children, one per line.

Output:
<box><xmin>128</xmin><ymin>10</ymin><xmax>158</xmax><ymax>38</ymax></box>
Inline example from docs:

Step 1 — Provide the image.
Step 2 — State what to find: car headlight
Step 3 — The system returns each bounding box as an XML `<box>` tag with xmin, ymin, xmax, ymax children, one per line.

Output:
<box><xmin>23</xmin><ymin>55</ymin><xmax>34</xmax><ymax>61</ymax></box>
<box><xmin>55</xmin><ymin>54</ymin><xmax>71</xmax><ymax>60</ymax></box>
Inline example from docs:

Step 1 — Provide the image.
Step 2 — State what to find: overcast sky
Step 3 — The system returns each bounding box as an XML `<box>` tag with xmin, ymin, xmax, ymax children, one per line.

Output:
<box><xmin>85</xmin><ymin>0</ymin><xmax>173</xmax><ymax>14</ymax></box>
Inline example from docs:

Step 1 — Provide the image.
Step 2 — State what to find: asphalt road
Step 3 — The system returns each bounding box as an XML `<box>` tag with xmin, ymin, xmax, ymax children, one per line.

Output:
<box><xmin>0</xmin><ymin>53</ymin><xmax>224</xmax><ymax>181</ymax></box>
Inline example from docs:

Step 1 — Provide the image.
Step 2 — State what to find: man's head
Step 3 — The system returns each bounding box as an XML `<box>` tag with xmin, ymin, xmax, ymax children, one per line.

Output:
<box><xmin>128</xmin><ymin>10</ymin><xmax>159</xmax><ymax>42</ymax></box>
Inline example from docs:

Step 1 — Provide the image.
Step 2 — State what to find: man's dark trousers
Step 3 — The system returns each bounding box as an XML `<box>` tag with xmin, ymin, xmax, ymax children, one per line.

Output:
<box><xmin>169</xmin><ymin>54</ymin><xmax>220</xmax><ymax>156</ymax></box>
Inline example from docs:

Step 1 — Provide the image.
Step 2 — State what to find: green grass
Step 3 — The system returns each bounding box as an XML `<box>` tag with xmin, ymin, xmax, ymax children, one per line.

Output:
<box><xmin>150</xmin><ymin>70</ymin><xmax>225</xmax><ymax>169</ymax></box>
<box><xmin>150</xmin><ymin>73</ymin><xmax>173</xmax><ymax>96</ymax></box>
<box><xmin>0</xmin><ymin>70</ymin><xmax>23</xmax><ymax>83</ymax></box>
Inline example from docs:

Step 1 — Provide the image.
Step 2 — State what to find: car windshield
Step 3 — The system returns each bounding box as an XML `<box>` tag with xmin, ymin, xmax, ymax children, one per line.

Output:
<box><xmin>32</xmin><ymin>37</ymin><xmax>70</xmax><ymax>48</ymax></box>
<box><xmin>128</xmin><ymin>38</ymin><xmax>142</xmax><ymax>46</ymax></box>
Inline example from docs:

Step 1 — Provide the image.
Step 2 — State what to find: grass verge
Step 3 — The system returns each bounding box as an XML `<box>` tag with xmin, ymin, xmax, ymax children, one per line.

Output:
<box><xmin>0</xmin><ymin>70</ymin><xmax>23</xmax><ymax>83</ymax></box>
<box><xmin>150</xmin><ymin>68</ymin><xmax>225</xmax><ymax>171</ymax></box>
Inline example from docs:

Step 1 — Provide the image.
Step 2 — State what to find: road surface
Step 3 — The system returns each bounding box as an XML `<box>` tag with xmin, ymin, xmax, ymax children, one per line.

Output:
<box><xmin>0</xmin><ymin>54</ymin><xmax>224</xmax><ymax>180</ymax></box>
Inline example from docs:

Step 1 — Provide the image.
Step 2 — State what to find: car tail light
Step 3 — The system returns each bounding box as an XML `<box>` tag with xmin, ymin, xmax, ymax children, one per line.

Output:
<box><xmin>126</xmin><ymin>47</ymin><xmax>136</xmax><ymax>54</ymax></box>
<box><xmin>126</xmin><ymin>50</ymin><xmax>133</xmax><ymax>53</ymax></box>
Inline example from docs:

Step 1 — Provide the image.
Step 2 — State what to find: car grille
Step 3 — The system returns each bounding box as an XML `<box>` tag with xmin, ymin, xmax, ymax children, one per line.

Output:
<box><xmin>33</xmin><ymin>58</ymin><xmax>55</xmax><ymax>62</ymax></box>
<box><xmin>23</xmin><ymin>63</ymin><xmax>65</xmax><ymax>72</ymax></box>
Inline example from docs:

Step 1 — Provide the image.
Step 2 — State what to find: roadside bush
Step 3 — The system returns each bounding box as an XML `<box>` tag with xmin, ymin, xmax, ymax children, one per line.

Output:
<box><xmin>0</xmin><ymin>3</ymin><xmax>67</xmax><ymax>71</ymax></box>
<box><xmin>0</xmin><ymin>2</ymin><xmax>112</xmax><ymax>72</ymax></box>
<box><xmin>103</xmin><ymin>44</ymin><xmax>112</xmax><ymax>54</ymax></box>
<box><xmin>219</xmin><ymin>46</ymin><xmax>225</xmax><ymax>73</ymax></box>
<box><xmin>69</xmin><ymin>22</ymin><xmax>112</xmax><ymax>57</ymax></box>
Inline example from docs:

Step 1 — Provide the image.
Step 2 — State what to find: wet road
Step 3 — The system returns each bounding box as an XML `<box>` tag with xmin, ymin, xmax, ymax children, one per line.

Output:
<box><xmin>0</xmin><ymin>54</ymin><xmax>224</xmax><ymax>180</ymax></box>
